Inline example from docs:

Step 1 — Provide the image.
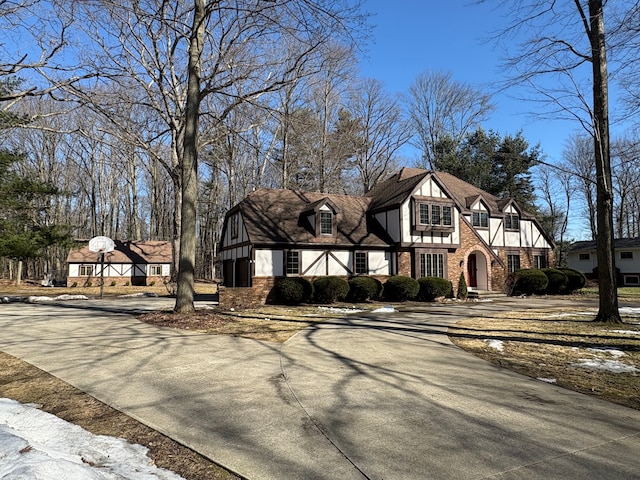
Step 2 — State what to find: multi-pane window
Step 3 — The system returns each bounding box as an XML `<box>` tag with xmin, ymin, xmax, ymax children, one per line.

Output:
<box><xmin>418</xmin><ymin>203</ymin><xmax>452</xmax><ymax>226</ymax></box>
<box><xmin>420</xmin><ymin>253</ymin><xmax>445</xmax><ymax>278</ymax></box>
<box><xmin>621</xmin><ymin>251</ymin><xmax>633</xmax><ymax>260</ymax></box>
<box><xmin>507</xmin><ymin>254</ymin><xmax>521</xmax><ymax>273</ymax></box>
<box><xmin>286</xmin><ymin>251</ymin><xmax>300</xmax><ymax>275</ymax></box>
<box><xmin>533</xmin><ymin>255</ymin><xmax>547</xmax><ymax>269</ymax></box>
<box><xmin>149</xmin><ymin>265</ymin><xmax>162</xmax><ymax>276</ymax></box>
<box><xmin>504</xmin><ymin>214</ymin><xmax>520</xmax><ymax>230</ymax></box>
<box><xmin>354</xmin><ymin>252</ymin><xmax>368</xmax><ymax>274</ymax></box>
<box><xmin>579</xmin><ymin>253</ymin><xmax>590</xmax><ymax>261</ymax></box>
<box><xmin>419</xmin><ymin>204</ymin><xmax>430</xmax><ymax>225</ymax></box>
<box><xmin>320</xmin><ymin>212</ymin><xmax>333</xmax><ymax>235</ymax></box>
<box><xmin>79</xmin><ymin>265</ymin><xmax>93</xmax><ymax>276</ymax></box>
<box><xmin>472</xmin><ymin>211</ymin><xmax>488</xmax><ymax>228</ymax></box>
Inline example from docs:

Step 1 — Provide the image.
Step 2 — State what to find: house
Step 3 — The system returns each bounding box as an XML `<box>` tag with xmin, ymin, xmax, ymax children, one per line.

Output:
<box><xmin>567</xmin><ymin>238</ymin><xmax>640</xmax><ymax>286</ymax></box>
<box><xmin>66</xmin><ymin>240</ymin><xmax>172</xmax><ymax>286</ymax></box>
<box><xmin>219</xmin><ymin>167</ymin><xmax>554</xmax><ymax>302</ymax></box>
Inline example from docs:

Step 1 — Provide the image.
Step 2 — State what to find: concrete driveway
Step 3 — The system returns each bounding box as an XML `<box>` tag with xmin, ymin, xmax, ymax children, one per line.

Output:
<box><xmin>0</xmin><ymin>297</ymin><xmax>639</xmax><ymax>479</ymax></box>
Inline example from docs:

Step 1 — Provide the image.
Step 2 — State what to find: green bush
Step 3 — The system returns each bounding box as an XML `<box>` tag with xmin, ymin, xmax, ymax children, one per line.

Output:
<box><xmin>512</xmin><ymin>269</ymin><xmax>548</xmax><ymax>295</ymax></box>
<box><xmin>457</xmin><ymin>272</ymin><xmax>468</xmax><ymax>300</ymax></box>
<box><xmin>541</xmin><ymin>268</ymin><xmax>569</xmax><ymax>294</ymax></box>
<box><xmin>559</xmin><ymin>268</ymin><xmax>587</xmax><ymax>292</ymax></box>
<box><xmin>124</xmin><ymin>281</ymin><xmax>130</xmax><ymax>286</ymax></box>
<box><xmin>273</xmin><ymin>277</ymin><xmax>314</xmax><ymax>305</ymax></box>
<box><xmin>383</xmin><ymin>275</ymin><xmax>419</xmax><ymax>302</ymax></box>
<box><xmin>71</xmin><ymin>281</ymin><xmax>78</xmax><ymax>288</ymax></box>
<box><xmin>313</xmin><ymin>276</ymin><xmax>350</xmax><ymax>304</ymax></box>
<box><xmin>348</xmin><ymin>276</ymin><xmax>382</xmax><ymax>302</ymax></box>
<box><xmin>417</xmin><ymin>276</ymin><xmax>453</xmax><ymax>302</ymax></box>
<box><xmin>149</xmin><ymin>280</ymin><xmax>156</xmax><ymax>287</ymax></box>
<box><xmin>110</xmin><ymin>280</ymin><xmax>117</xmax><ymax>287</ymax></box>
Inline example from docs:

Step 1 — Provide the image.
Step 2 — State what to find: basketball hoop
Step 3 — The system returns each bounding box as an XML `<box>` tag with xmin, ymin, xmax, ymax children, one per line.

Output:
<box><xmin>89</xmin><ymin>236</ymin><xmax>115</xmax><ymax>253</ymax></box>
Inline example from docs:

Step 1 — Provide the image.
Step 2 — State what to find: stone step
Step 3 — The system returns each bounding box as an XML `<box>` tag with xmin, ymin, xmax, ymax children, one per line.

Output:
<box><xmin>467</xmin><ymin>289</ymin><xmax>507</xmax><ymax>299</ymax></box>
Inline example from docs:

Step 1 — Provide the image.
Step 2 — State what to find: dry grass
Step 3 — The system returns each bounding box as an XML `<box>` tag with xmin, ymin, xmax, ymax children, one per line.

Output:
<box><xmin>0</xmin><ymin>280</ymin><xmax>218</xmax><ymax>298</ymax></box>
<box><xmin>448</xmin><ymin>307</ymin><xmax>640</xmax><ymax>410</ymax></box>
<box><xmin>138</xmin><ymin>304</ymin><xmax>357</xmax><ymax>342</ymax></box>
<box><xmin>0</xmin><ymin>352</ymin><xmax>238</xmax><ymax>480</ymax></box>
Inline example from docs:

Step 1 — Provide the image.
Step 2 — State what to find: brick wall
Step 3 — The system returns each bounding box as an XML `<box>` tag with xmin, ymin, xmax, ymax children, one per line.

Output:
<box><xmin>218</xmin><ymin>277</ymin><xmax>276</xmax><ymax>309</ymax></box>
<box><xmin>66</xmin><ymin>275</ymin><xmax>167</xmax><ymax>287</ymax></box>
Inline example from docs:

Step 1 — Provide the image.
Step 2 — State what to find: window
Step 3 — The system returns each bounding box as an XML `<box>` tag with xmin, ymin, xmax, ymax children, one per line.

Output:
<box><xmin>230</xmin><ymin>214</ymin><xmax>239</xmax><ymax>239</ymax></box>
<box><xmin>505</xmin><ymin>214</ymin><xmax>520</xmax><ymax>231</ymax></box>
<box><xmin>354</xmin><ymin>252</ymin><xmax>368</xmax><ymax>274</ymax></box>
<box><xmin>534</xmin><ymin>255</ymin><xmax>547</xmax><ymax>269</ymax></box>
<box><xmin>507</xmin><ymin>255</ymin><xmax>521</xmax><ymax>273</ymax></box>
<box><xmin>419</xmin><ymin>204</ymin><xmax>429</xmax><ymax>225</ymax></box>
<box><xmin>420</xmin><ymin>253</ymin><xmax>445</xmax><ymax>278</ymax></box>
<box><xmin>79</xmin><ymin>265</ymin><xmax>93</xmax><ymax>276</ymax></box>
<box><xmin>416</xmin><ymin>203</ymin><xmax>453</xmax><ymax>227</ymax></box>
<box><xmin>149</xmin><ymin>265</ymin><xmax>162</xmax><ymax>276</ymax></box>
<box><xmin>624</xmin><ymin>275</ymin><xmax>640</xmax><ymax>285</ymax></box>
<box><xmin>286</xmin><ymin>251</ymin><xmax>300</xmax><ymax>275</ymax></box>
<box><xmin>621</xmin><ymin>251</ymin><xmax>633</xmax><ymax>260</ymax></box>
<box><xmin>320</xmin><ymin>212</ymin><xmax>333</xmax><ymax>235</ymax></box>
<box><xmin>472</xmin><ymin>211</ymin><xmax>488</xmax><ymax>228</ymax></box>
<box><xmin>579</xmin><ymin>253</ymin><xmax>590</xmax><ymax>261</ymax></box>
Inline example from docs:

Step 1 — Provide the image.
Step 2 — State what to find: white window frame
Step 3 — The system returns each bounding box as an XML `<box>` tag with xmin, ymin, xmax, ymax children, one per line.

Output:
<box><xmin>149</xmin><ymin>264</ymin><xmax>162</xmax><ymax>276</ymax></box>
<box><xmin>79</xmin><ymin>265</ymin><xmax>94</xmax><ymax>277</ymax></box>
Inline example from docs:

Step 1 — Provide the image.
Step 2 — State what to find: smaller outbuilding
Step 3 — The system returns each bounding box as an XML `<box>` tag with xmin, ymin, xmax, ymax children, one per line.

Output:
<box><xmin>66</xmin><ymin>240</ymin><xmax>172</xmax><ymax>287</ymax></box>
<box><xmin>567</xmin><ymin>238</ymin><xmax>640</xmax><ymax>286</ymax></box>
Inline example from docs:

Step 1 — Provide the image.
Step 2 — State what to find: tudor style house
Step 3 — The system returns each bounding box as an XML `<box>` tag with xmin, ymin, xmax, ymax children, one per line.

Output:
<box><xmin>67</xmin><ymin>240</ymin><xmax>172</xmax><ymax>286</ymax></box>
<box><xmin>219</xmin><ymin>168</ymin><xmax>554</xmax><ymax>301</ymax></box>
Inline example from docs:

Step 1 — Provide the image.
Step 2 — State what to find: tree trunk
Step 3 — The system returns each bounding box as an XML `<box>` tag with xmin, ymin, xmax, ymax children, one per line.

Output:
<box><xmin>175</xmin><ymin>0</ymin><xmax>205</xmax><ymax>313</ymax></box>
<box><xmin>589</xmin><ymin>0</ymin><xmax>621</xmax><ymax>323</ymax></box>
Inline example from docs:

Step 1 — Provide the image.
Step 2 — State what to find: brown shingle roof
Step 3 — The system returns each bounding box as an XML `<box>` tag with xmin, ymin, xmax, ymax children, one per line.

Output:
<box><xmin>237</xmin><ymin>189</ymin><xmax>392</xmax><ymax>247</ymax></box>
<box><xmin>66</xmin><ymin>240</ymin><xmax>172</xmax><ymax>264</ymax></box>
<box><xmin>366</xmin><ymin>167</ymin><xmax>428</xmax><ymax>211</ymax></box>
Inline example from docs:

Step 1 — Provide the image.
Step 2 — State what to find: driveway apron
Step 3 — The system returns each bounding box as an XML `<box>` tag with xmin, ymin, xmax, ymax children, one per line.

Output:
<box><xmin>1</xmin><ymin>297</ymin><xmax>639</xmax><ymax>479</ymax></box>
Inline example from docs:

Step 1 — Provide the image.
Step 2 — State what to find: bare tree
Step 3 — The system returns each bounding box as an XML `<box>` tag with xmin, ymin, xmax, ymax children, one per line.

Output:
<box><xmin>563</xmin><ymin>133</ymin><xmax>597</xmax><ymax>239</ymax></box>
<box><xmin>406</xmin><ymin>70</ymin><xmax>494</xmax><ymax>169</ymax></box>
<box><xmin>345</xmin><ymin>78</ymin><xmax>411</xmax><ymax>194</ymax></box>
<box><xmin>487</xmin><ymin>0</ymin><xmax>625</xmax><ymax>323</ymax></box>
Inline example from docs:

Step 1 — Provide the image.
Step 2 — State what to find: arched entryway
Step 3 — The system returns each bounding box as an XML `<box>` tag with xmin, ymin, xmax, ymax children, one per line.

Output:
<box><xmin>467</xmin><ymin>251</ymin><xmax>488</xmax><ymax>291</ymax></box>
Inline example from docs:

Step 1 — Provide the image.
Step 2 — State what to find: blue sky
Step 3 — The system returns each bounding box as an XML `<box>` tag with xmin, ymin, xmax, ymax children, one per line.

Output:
<box><xmin>358</xmin><ymin>1</ymin><xmax>581</xmax><ymax>166</ymax></box>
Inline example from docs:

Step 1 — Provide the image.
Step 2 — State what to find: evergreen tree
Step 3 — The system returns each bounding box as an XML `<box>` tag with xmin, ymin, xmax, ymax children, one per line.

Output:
<box><xmin>433</xmin><ymin>128</ymin><xmax>540</xmax><ymax>212</ymax></box>
<box><xmin>0</xmin><ymin>150</ymin><xmax>70</xmax><ymax>263</ymax></box>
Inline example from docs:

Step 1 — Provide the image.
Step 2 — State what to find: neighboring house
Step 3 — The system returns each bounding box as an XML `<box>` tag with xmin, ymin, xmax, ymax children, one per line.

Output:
<box><xmin>66</xmin><ymin>240</ymin><xmax>172</xmax><ymax>286</ymax></box>
<box><xmin>219</xmin><ymin>167</ymin><xmax>554</xmax><ymax>302</ymax></box>
<box><xmin>568</xmin><ymin>238</ymin><xmax>640</xmax><ymax>286</ymax></box>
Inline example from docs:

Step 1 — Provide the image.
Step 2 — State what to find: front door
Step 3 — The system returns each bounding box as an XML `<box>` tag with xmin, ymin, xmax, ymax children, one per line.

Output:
<box><xmin>467</xmin><ymin>254</ymin><xmax>478</xmax><ymax>288</ymax></box>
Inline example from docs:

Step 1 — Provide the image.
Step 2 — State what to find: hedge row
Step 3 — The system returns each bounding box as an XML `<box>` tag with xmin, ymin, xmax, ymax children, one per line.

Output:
<box><xmin>272</xmin><ymin>275</ymin><xmax>454</xmax><ymax>305</ymax></box>
<box><xmin>510</xmin><ymin>267</ymin><xmax>586</xmax><ymax>296</ymax></box>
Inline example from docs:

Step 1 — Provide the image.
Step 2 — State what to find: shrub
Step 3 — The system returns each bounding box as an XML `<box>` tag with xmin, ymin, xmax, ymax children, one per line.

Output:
<box><xmin>273</xmin><ymin>277</ymin><xmax>313</xmax><ymax>305</ymax></box>
<box><xmin>110</xmin><ymin>280</ymin><xmax>117</xmax><ymax>287</ymax></box>
<box><xmin>512</xmin><ymin>269</ymin><xmax>548</xmax><ymax>295</ymax></box>
<box><xmin>457</xmin><ymin>272</ymin><xmax>468</xmax><ymax>300</ymax></box>
<box><xmin>149</xmin><ymin>280</ymin><xmax>156</xmax><ymax>287</ymax></box>
<box><xmin>85</xmin><ymin>280</ymin><xmax>93</xmax><ymax>287</ymax></box>
<box><xmin>541</xmin><ymin>268</ymin><xmax>569</xmax><ymax>294</ymax></box>
<box><xmin>71</xmin><ymin>281</ymin><xmax>78</xmax><ymax>288</ymax></box>
<box><xmin>313</xmin><ymin>276</ymin><xmax>350</xmax><ymax>304</ymax></box>
<box><xmin>383</xmin><ymin>275</ymin><xmax>419</xmax><ymax>302</ymax></box>
<box><xmin>559</xmin><ymin>268</ymin><xmax>587</xmax><ymax>292</ymax></box>
<box><xmin>417</xmin><ymin>276</ymin><xmax>453</xmax><ymax>302</ymax></box>
<box><xmin>348</xmin><ymin>276</ymin><xmax>382</xmax><ymax>302</ymax></box>
<box><xmin>124</xmin><ymin>281</ymin><xmax>130</xmax><ymax>287</ymax></box>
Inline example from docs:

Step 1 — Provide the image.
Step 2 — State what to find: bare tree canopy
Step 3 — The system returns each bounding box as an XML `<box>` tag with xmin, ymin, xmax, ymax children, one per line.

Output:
<box><xmin>406</xmin><ymin>70</ymin><xmax>494</xmax><ymax>169</ymax></box>
<box><xmin>485</xmin><ymin>0</ymin><xmax>626</xmax><ymax>323</ymax></box>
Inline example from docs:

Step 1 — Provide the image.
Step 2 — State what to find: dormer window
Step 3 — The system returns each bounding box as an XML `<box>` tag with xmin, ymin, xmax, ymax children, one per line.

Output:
<box><xmin>320</xmin><ymin>211</ymin><xmax>333</xmax><ymax>235</ymax></box>
<box><xmin>472</xmin><ymin>212</ymin><xmax>488</xmax><ymax>228</ymax></box>
<box><xmin>504</xmin><ymin>214</ymin><xmax>520</xmax><ymax>231</ymax></box>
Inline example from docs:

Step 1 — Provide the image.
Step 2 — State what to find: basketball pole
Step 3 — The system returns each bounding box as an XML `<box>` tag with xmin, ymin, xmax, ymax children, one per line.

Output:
<box><xmin>100</xmin><ymin>252</ymin><xmax>105</xmax><ymax>299</ymax></box>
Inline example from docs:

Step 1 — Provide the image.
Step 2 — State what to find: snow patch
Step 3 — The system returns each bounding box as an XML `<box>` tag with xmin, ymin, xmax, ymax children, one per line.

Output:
<box><xmin>570</xmin><ymin>359</ymin><xmax>639</xmax><ymax>373</ymax></box>
<box><xmin>0</xmin><ymin>398</ymin><xmax>184</xmax><ymax>479</ymax></box>
<box><xmin>316</xmin><ymin>306</ymin><xmax>365</xmax><ymax>314</ymax></box>
<box><xmin>484</xmin><ymin>339</ymin><xmax>504</xmax><ymax>352</ymax></box>
<box><xmin>372</xmin><ymin>306</ymin><xmax>396</xmax><ymax>313</ymax></box>
<box><xmin>609</xmin><ymin>330</ymin><xmax>640</xmax><ymax>335</ymax></box>
<box><xmin>537</xmin><ymin>378</ymin><xmax>557</xmax><ymax>384</ymax></box>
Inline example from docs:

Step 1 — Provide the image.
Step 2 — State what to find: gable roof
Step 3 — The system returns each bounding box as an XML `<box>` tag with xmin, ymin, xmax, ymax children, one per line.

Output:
<box><xmin>571</xmin><ymin>238</ymin><xmax>640</xmax><ymax>252</ymax></box>
<box><xmin>234</xmin><ymin>188</ymin><xmax>393</xmax><ymax>247</ymax></box>
<box><xmin>66</xmin><ymin>240</ymin><xmax>172</xmax><ymax>264</ymax></box>
<box><xmin>366</xmin><ymin>168</ymin><xmax>429</xmax><ymax>211</ymax></box>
